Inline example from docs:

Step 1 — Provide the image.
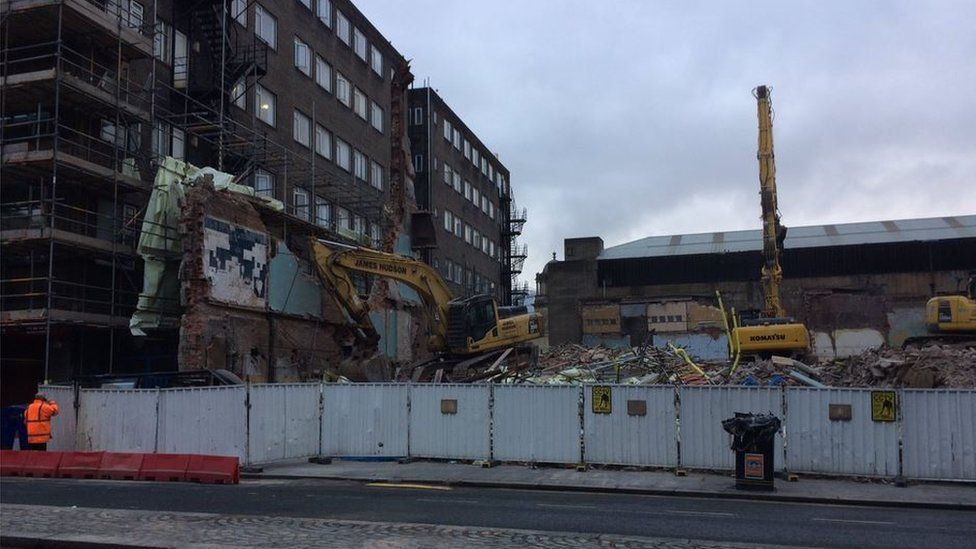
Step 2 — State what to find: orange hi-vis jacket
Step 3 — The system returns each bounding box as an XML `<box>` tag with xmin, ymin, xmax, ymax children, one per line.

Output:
<box><xmin>26</xmin><ymin>398</ymin><xmax>60</xmax><ymax>444</ymax></box>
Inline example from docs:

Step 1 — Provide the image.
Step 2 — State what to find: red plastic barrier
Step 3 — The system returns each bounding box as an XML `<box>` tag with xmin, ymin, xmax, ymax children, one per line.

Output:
<box><xmin>186</xmin><ymin>455</ymin><xmax>240</xmax><ymax>485</ymax></box>
<box><xmin>20</xmin><ymin>451</ymin><xmax>64</xmax><ymax>478</ymax></box>
<box><xmin>0</xmin><ymin>450</ymin><xmax>29</xmax><ymax>476</ymax></box>
<box><xmin>58</xmin><ymin>451</ymin><xmax>105</xmax><ymax>479</ymax></box>
<box><xmin>138</xmin><ymin>453</ymin><xmax>190</xmax><ymax>482</ymax></box>
<box><xmin>98</xmin><ymin>452</ymin><xmax>146</xmax><ymax>480</ymax></box>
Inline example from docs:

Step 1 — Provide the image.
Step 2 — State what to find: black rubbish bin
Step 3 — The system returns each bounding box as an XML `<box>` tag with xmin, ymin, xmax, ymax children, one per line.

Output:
<box><xmin>722</xmin><ymin>412</ymin><xmax>781</xmax><ymax>491</ymax></box>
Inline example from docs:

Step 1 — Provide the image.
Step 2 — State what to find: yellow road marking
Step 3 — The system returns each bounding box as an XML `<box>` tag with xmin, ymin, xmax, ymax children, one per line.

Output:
<box><xmin>366</xmin><ymin>482</ymin><xmax>452</xmax><ymax>491</ymax></box>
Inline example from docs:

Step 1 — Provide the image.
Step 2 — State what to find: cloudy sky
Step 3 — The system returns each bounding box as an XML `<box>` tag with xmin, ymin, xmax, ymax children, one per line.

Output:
<box><xmin>362</xmin><ymin>0</ymin><xmax>976</xmax><ymax>283</ymax></box>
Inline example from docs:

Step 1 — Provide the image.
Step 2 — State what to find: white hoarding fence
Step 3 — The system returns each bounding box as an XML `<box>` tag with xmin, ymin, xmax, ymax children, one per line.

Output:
<box><xmin>583</xmin><ymin>385</ymin><xmax>677</xmax><ymax>467</ymax></box>
<box><xmin>492</xmin><ymin>385</ymin><xmax>581</xmax><ymax>463</ymax></box>
<box><xmin>785</xmin><ymin>388</ymin><xmax>900</xmax><ymax>477</ymax></box>
<box><xmin>408</xmin><ymin>384</ymin><xmax>490</xmax><ymax>460</ymax></box>
<box><xmin>678</xmin><ymin>386</ymin><xmax>784</xmax><ymax>471</ymax></box>
<box><xmin>901</xmin><ymin>389</ymin><xmax>976</xmax><ymax>481</ymax></box>
<box><xmin>247</xmin><ymin>384</ymin><xmax>321</xmax><ymax>464</ymax></box>
<box><xmin>37</xmin><ymin>385</ymin><xmax>77</xmax><ymax>452</ymax></box>
<box><xmin>321</xmin><ymin>384</ymin><xmax>408</xmax><ymax>457</ymax></box>
<box><xmin>77</xmin><ymin>389</ymin><xmax>158</xmax><ymax>452</ymax></box>
<box><xmin>157</xmin><ymin>386</ymin><xmax>247</xmax><ymax>460</ymax></box>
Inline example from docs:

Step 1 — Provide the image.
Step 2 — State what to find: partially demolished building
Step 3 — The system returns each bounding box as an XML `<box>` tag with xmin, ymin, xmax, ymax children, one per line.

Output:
<box><xmin>535</xmin><ymin>216</ymin><xmax>976</xmax><ymax>360</ymax></box>
<box><xmin>1</xmin><ymin>0</ymin><xmax>425</xmax><ymax>403</ymax></box>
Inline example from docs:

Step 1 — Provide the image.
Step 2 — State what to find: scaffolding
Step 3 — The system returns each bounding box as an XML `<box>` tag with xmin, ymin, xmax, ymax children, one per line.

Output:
<box><xmin>1</xmin><ymin>0</ymin><xmax>391</xmax><ymax>384</ymax></box>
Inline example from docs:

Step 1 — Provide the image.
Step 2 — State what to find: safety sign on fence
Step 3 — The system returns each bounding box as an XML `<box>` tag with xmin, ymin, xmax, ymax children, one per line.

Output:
<box><xmin>871</xmin><ymin>390</ymin><xmax>897</xmax><ymax>422</ymax></box>
<box><xmin>591</xmin><ymin>386</ymin><xmax>612</xmax><ymax>414</ymax></box>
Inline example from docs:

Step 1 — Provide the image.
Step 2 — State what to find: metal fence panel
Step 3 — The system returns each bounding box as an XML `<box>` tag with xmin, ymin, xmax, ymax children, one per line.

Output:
<box><xmin>38</xmin><ymin>385</ymin><xmax>77</xmax><ymax>451</ymax></box>
<box><xmin>77</xmin><ymin>389</ymin><xmax>158</xmax><ymax>452</ymax></box>
<box><xmin>322</xmin><ymin>384</ymin><xmax>408</xmax><ymax>457</ymax></box>
<box><xmin>678</xmin><ymin>386</ymin><xmax>784</xmax><ymax>471</ymax></box>
<box><xmin>902</xmin><ymin>390</ymin><xmax>976</xmax><ymax>480</ymax></box>
<box><xmin>785</xmin><ymin>388</ymin><xmax>899</xmax><ymax>476</ymax></box>
<box><xmin>157</xmin><ymin>386</ymin><xmax>247</xmax><ymax>460</ymax></box>
<box><xmin>247</xmin><ymin>384</ymin><xmax>321</xmax><ymax>465</ymax></box>
<box><xmin>408</xmin><ymin>384</ymin><xmax>490</xmax><ymax>460</ymax></box>
<box><xmin>493</xmin><ymin>385</ymin><xmax>581</xmax><ymax>464</ymax></box>
<box><xmin>583</xmin><ymin>385</ymin><xmax>677</xmax><ymax>467</ymax></box>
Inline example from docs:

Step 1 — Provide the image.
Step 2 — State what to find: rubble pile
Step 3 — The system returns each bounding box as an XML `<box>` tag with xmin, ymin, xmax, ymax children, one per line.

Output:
<box><xmin>526</xmin><ymin>344</ymin><xmax>706</xmax><ymax>385</ymax></box>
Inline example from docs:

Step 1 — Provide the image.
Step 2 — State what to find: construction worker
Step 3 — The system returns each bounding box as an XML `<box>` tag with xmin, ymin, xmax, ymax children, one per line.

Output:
<box><xmin>24</xmin><ymin>393</ymin><xmax>60</xmax><ymax>451</ymax></box>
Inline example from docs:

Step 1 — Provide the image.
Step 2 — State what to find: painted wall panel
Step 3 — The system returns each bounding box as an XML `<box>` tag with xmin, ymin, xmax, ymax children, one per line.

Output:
<box><xmin>785</xmin><ymin>388</ymin><xmax>899</xmax><ymax>476</ymax></box>
<box><xmin>583</xmin><ymin>385</ymin><xmax>677</xmax><ymax>467</ymax></box>
<box><xmin>321</xmin><ymin>384</ymin><xmax>408</xmax><ymax>457</ymax></box>
<box><xmin>248</xmin><ymin>384</ymin><xmax>321</xmax><ymax>464</ymax></box>
<box><xmin>268</xmin><ymin>242</ymin><xmax>322</xmax><ymax>317</ymax></box>
<box><xmin>409</xmin><ymin>385</ymin><xmax>490</xmax><ymax>460</ymax></box>
<box><xmin>492</xmin><ymin>385</ymin><xmax>580</xmax><ymax>463</ymax></box>
<box><xmin>77</xmin><ymin>390</ymin><xmax>158</xmax><ymax>452</ymax></box>
<box><xmin>204</xmin><ymin>216</ymin><xmax>267</xmax><ymax>307</ymax></box>
<box><xmin>902</xmin><ymin>390</ymin><xmax>976</xmax><ymax>480</ymax></box>
<box><xmin>156</xmin><ymin>386</ymin><xmax>247</xmax><ymax>460</ymax></box>
<box><xmin>678</xmin><ymin>386</ymin><xmax>784</xmax><ymax>471</ymax></box>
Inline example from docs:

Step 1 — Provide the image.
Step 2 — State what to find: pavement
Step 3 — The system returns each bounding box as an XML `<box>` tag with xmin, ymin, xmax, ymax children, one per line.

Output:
<box><xmin>3</xmin><ymin>477</ymin><xmax>976</xmax><ymax>548</ymax></box>
<box><xmin>249</xmin><ymin>458</ymin><xmax>976</xmax><ymax>510</ymax></box>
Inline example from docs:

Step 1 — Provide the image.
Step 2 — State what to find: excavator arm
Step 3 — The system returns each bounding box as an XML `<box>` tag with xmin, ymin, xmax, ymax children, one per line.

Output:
<box><xmin>309</xmin><ymin>238</ymin><xmax>454</xmax><ymax>351</ymax></box>
<box><xmin>755</xmin><ymin>85</ymin><xmax>786</xmax><ymax>319</ymax></box>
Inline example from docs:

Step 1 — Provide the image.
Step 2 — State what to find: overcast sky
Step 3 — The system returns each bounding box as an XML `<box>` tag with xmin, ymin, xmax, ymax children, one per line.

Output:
<box><xmin>361</xmin><ymin>0</ymin><xmax>976</xmax><ymax>284</ymax></box>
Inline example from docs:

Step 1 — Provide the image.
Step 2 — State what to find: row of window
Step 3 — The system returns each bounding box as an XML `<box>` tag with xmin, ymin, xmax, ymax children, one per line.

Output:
<box><xmin>442</xmin><ymin>162</ymin><xmax>496</xmax><ymax>220</ymax></box>
<box><xmin>442</xmin><ymin>210</ymin><xmax>500</xmax><ymax>261</ymax></box>
<box><xmin>292</xmin><ymin>37</ymin><xmax>385</xmax><ymax>132</ymax></box>
<box><xmin>441</xmin><ymin>117</ymin><xmax>506</xmax><ymax>191</ymax></box>
<box><xmin>98</xmin><ymin>119</ymin><xmax>186</xmax><ymax>162</ymax></box>
<box><xmin>251</xmin><ymin>2</ymin><xmax>384</xmax><ymax>77</ymax></box>
<box><xmin>441</xmin><ymin>259</ymin><xmax>495</xmax><ymax>295</ymax></box>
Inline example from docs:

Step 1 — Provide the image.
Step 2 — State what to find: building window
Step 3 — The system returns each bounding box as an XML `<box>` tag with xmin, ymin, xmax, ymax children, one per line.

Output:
<box><xmin>443</xmin><ymin>120</ymin><xmax>452</xmax><ymax>141</ymax></box>
<box><xmin>293</xmin><ymin>110</ymin><xmax>311</xmax><ymax>148</ymax></box>
<box><xmin>464</xmin><ymin>181</ymin><xmax>472</xmax><ymax>201</ymax></box>
<box><xmin>482</xmin><ymin>236</ymin><xmax>489</xmax><ymax>254</ymax></box>
<box><xmin>370</xmin><ymin>102</ymin><xmax>383</xmax><ymax>132</ymax></box>
<box><xmin>489</xmin><ymin>241</ymin><xmax>495</xmax><ymax>258</ymax></box>
<box><xmin>231</xmin><ymin>78</ymin><xmax>246</xmax><ymax>109</ymax></box>
<box><xmin>443</xmin><ymin>210</ymin><xmax>453</xmax><ymax>232</ymax></box>
<box><xmin>255</xmin><ymin>85</ymin><xmax>276</xmax><ymax>126</ymax></box>
<box><xmin>336</xmin><ymin>10</ymin><xmax>350</xmax><ymax>45</ymax></box>
<box><xmin>472</xmin><ymin>148</ymin><xmax>479</xmax><ymax>168</ymax></box>
<box><xmin>464</xmin><ymin>139</ymin><xmax>471</xmax><ymax>159</ymax></box>
<box><xmin>465</xmin><ymin>225</ymin><xmax>472</xmax><ymax>245</ymax></box>
<box><xmin>489</xmin><ymin>202</ymin><xmax>495</xmax><ymax>219</ymax></box>
<box><xmin>336</xmin><ymin>138</ymin><xmax>351</xmax><ymax>171</ymax></box>
<box><xmin>294</xmin><ymin>37</ymin><xmax>311</xmax><ymax>76</ymax></box>
<box><xmin>452</xmin><ymin>128</ymin><xmax>461</xmax><ymax>149</ymax></box>
<box><xmin>353</xmin><ymin>215</ymin><xmax>365</xmax><ymax>236</ymax></box>
<box><xmin>173</xmin><ymin>30</ymin><xmax>188</xmax><ymax>88</ymax></box>
<box><xmin>171</xmin><ymin>127</ymin><xmax>185</xmax><ymax>160</ymax></box>
<box><xmin>370</xmin><ymin>161</ymin><xmax>383</xmax><ymax>190</ymax></box>
<box><xmin>254</xmin><ymin>170</ymin><xmax>274</xmax><ymax>198</ymax></box>
<box><xmin>453</xmin><ymin>217</ymin><xmax>462</xmax><ymax>238</ymax></box>
<box><xmin>255</xmin><ymin>5</ymin><xmax>276</xmax><ymax>49</ymax></box>
<box><xmin>481</xmin><ymin>195</ymin><xmax>489</xmax><ymax>214</ymax></box>
<box><xmin>154</xmin><ymin>20</ymin><xmax>172</xmax><ymax>64</ymax></box>
<box><xmin>337</xmin><ymin>207</ymin><xmax>350</xmax><ymax>230</ymax></box>
<box><xmin>151</xmin><ymin>120</ymin><xmax>169</xmax><ymax>157</ymax></box>
<box><xmin>472</xmin><ymin>188</ymin><xmax>480</xmax><ymax>206</ymax></box>
<box><xmin>353</xmin><ymin>28</ymin><xmax>367</xmax><ymax>60</ymax></box>
<box><xmin>315</xmin><ymin>195</ymin><xmax>331</xmax><ymax>228</ymax></box>
<box><xmin>413</xmin><ymin>155</ymin><xmax>423</xmax><ymax>173</ymax></box>
<box><xmin>315</xmin><ymin>125</ymin><xmax>332</xmax><ymax>159</ymax></box>
<box><xmin>317</xmin><ymin>0</ymin><xmax>331</xmax><ymax>27</ymax></box>
<box><xmin>230</xmin><ymin>0</ymin><xmax>246</xmax><ymax>26</ymax></box>
<box><xmin>298</xmin><ymin>0</ymin><xmax>311</xmax><ymax>10</ymax></box>
<box><xmin>411</xmin><ymin>107</ymin><xmax>423</xmax><ymax>125</ymax></box>
<box><xmin>336</xmin><ymin>72</ymin><xmax>351</xmax><ymax>106</ymax></box>
<box><xmin>452</xmin><ymin>172</ymin><xmax>461</xmax><ymax>193</ymax></box>
<box><xmin>370</xmin><ymin>224</ymin><xmax>381</xmax><ymax>247</ymax></box>
<box><xmin>293</xmin><ymin>187</ymin><xmax>310</xmax><ymax>221</ymax></box>
<box><xmin>443</xmin><ymin>165</ymin><xmax>452</xmax><ymax>185</ymax></box>
<box><xmin>370</xmin><ymin>46</ymin><xmax>382</xmax><ymax>75</ymax></box>
<box><xmin>473</xmin><ymin>230</ymin><xmax>481</xmax><ymax>250</ymax></box>
<box><xmin>353</xmin><ymin>89</ymin><xmax>367</xmax><ymax>119</ymax></box>
<box><xmin>315</xmin><ymin>56</ymin><xmax>332</xmax><ymax>92</ymax></box>
<box><xmin>353</xmin><ymin>150</ymin><xmax>367</xmax><ymax>180</ymax></box>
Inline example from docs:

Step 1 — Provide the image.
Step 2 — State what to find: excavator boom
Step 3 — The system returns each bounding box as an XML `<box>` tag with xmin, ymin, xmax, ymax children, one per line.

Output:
<box><xmin>755</xmin><ymin>85</ymin><xmax>786</xmax><ymax>319</ymax></box>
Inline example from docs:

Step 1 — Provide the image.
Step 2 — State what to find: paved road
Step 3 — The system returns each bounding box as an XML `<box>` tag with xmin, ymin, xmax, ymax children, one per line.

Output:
<box><xmin>2</xmin><ymin>477</ymin><xmax>974</xmax><ymax>548</ymax></box>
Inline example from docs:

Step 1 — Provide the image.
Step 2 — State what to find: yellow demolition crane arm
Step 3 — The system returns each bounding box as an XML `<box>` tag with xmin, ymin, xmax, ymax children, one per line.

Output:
<box><xmin>755</xmin><ymin>85</ymin><xmax>787</xmax><ymax>319</ymax></box>
<box><xmin>309</xmin><ymin>238</ymin><xmax>454</xmax><ymax>351</ymax></box>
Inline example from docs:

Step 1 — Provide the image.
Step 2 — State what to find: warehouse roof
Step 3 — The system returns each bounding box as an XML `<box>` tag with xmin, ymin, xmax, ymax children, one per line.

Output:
<box><xmin>599</xmin><ymin>215</ymin><xmax>976</xmax><ymax>260</ymax></box>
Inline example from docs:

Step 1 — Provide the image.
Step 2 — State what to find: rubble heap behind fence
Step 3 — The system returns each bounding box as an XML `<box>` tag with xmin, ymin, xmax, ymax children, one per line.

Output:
<box><xmin>39</xmin><ymin>383</ymin><xmax>976</xmax><ymax>481</ymax></box>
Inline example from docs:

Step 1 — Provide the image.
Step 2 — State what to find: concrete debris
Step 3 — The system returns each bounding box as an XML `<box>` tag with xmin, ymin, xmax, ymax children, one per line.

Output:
<box><xmin>525</xmin><ymin>343</ymin><xmax>708</xmax><ymax>385</ymax></box>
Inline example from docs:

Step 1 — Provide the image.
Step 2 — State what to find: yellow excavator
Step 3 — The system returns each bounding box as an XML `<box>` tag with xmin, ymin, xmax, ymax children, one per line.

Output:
<box><xmin>905</xmin><ymin>273</ymin><xmax>976</xmax><ymax>347</ymax></box>
<box><xmin>730</xmin><ymin>85</ymin><xmax>811</xmax><ymax>358</ymax></box>
<box><xmin>309</xmin><ymin>238</ymin><xmax>544</xmax><ymax>380</ymax></box>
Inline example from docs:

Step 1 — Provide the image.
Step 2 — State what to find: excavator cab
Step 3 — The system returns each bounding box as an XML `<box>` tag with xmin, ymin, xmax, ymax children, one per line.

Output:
<box><xmin>446</xmin><ymin>295</ymin><xmax>498</xmax><ymax>351</ymax></box>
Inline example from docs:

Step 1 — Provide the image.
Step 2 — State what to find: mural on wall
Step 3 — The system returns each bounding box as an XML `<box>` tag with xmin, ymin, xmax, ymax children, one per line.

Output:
<box><xmin>204</xmin><ymin>216</ymin><xmax>268</xmax><ymax>307</ymax></box>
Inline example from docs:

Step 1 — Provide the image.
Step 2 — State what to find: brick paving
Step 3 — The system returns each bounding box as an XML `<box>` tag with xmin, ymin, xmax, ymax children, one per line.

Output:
<box><xmin>0</xmin><ymin>504</ymin><xmax>799</xmax><ymax>548</ymax></box>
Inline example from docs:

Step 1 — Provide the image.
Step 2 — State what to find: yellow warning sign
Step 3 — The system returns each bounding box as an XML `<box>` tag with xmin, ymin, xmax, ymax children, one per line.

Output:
<box><xmin>871</xmin><ymin>391</ymin><xmax>897</xmax><ymax>422</ymax></box>
<box><xmin>592</xmin><ymin>386</ymin><xmax>612</xmax><ymax>414</ymax></box>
